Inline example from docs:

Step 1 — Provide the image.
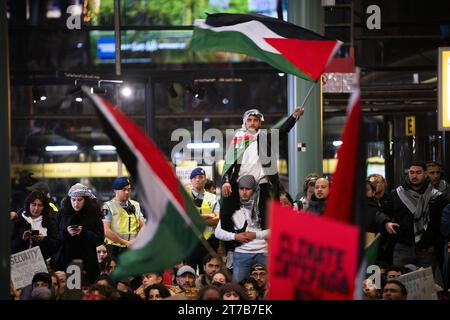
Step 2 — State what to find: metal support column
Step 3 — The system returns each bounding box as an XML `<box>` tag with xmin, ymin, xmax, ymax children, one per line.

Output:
<box><xmin>288</xmin><ymin>0</ymin><xmax>324</xmax><ymax>199</ymax></box>
<box><xmin>114</xmin><ymin>0</ymin><xmax>123</xmax><ymax>176</ymax></box>
<box><xmin>0</xmin><ymin>0</ymin><xmax>12</xmax><ymax>299</ymax></box>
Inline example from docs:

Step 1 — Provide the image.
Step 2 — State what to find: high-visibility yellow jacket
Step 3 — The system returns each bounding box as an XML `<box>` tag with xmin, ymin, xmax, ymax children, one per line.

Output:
<box><xmin>190</xmin><ymin>191</ymin><xmax>218</xmax><ymax>240</ymax></box>
<box><xmin>103</xmin><ymin>199</ymin><xmax>142</xmax><ymax>247</ymax></box>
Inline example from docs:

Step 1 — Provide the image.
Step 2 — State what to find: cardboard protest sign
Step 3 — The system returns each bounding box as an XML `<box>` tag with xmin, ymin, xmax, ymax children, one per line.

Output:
<box><xmin>11</xmin><ymin>246</ymin><xmax>48</xmax><ymax>289</ymax></box>
<box><xmin>267</xmin><ymin>202</ymin><xmax>359</xmax><ymax>300</ymax></box>
<box><xmin>397</xmin><ymin>267</ymin><xmax>437</xmax><ymax>300</ymax></box>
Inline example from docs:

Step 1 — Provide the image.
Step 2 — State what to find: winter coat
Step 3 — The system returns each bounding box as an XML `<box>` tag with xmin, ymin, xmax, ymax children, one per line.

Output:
<box><xmin>11</xmin><ymin>211</ymin><xmax>59</xmax><ymax>260</ymax></box>
<box><xmin>376</xmin><ymin>179</ymin><xmax>447</xmax><ymax>249</ymax></box>
<box><xmin>54</xmin><ymin>205</ymin><xmax>104</xmax><ymax>284</ymax></box>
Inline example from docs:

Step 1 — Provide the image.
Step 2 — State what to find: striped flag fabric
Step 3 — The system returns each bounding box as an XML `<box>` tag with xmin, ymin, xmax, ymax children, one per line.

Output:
<box><xmin>84</xmin><ymin>87</ymin><xmax>205</xmax><ymax>280</ymax></box>
<box><xmin>191</xmin><ymin>13</ymin><xmax>341</xmax><ymax>81</ymax></box>
<box><xmin>323</xmin><ymin>84</ymin><xmax>367</xmax><ymax>299</ymax></box>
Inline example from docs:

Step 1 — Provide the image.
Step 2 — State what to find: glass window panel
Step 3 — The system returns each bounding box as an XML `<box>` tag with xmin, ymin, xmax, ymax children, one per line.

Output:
<box><xmin>88</xmin><ymin>0</ymin><xmax>285</xmax><ymax>26</ymax></box>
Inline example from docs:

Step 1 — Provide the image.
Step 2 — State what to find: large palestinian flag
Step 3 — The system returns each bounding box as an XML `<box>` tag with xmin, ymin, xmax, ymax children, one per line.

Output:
<box><xmin>191</xmin><ymin>13</ymin><xmax>341</xmax><ymax>81</ymax></box>
<box><xmin>83</xmin><ymin>87</ymin><xmax>204</xmax><ymax>280</ymax></box>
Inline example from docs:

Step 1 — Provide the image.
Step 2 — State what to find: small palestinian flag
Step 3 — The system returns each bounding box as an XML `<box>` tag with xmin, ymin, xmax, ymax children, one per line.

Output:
<box><xmin>191</xmin><ymin>13</ymin><xmax>341</xmax><ymax>81</ymax></box>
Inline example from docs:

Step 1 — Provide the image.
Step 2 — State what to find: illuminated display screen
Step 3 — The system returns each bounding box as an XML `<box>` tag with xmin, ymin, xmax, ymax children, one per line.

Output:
<box><xmin>89</xmin><ymin>30</ymin><xmax>251</xmax><ymax>64</ymax></box>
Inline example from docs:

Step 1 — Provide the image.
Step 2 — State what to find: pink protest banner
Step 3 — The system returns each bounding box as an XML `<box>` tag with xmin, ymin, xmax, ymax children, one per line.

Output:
<box><xmin>267</xmin><ymin>202</ymin><xmax>359</xmax><ymax>300</ymax></box>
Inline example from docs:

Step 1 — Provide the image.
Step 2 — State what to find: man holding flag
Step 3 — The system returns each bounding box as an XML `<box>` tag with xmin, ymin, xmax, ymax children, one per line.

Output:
<box><xmin>219</xmin><ymin>107</ymin><xmax>304</xmax><ymax>256</ymax></box>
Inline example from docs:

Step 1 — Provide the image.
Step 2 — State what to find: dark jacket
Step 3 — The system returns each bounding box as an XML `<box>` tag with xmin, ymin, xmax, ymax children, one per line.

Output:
<box><xmin>54</xmin><ymin>204</ymin><xmax>104</xmax><ymax>284</ymax></box>
<box><xmin>441</xmin><ymin>204</ymin><xmax>450</xmax><ymax>289</ymax></box>
<box><xmin>306</xmin><ymin>194</ymin><xmax>327</xmax><ymax>215</ymax></box>
<box><xmin>376</xmin><ymin>179</ymin><xmax>447</xmax><ymax>249</ymax></box>
<box><xmin>442</xmin><ymin>204</ymin><xmax>450</xmax><ymax>240</ymax></box>
<box><xmin>365</xmin><ymin>197</ymin><xmax>381</xmax><ymax>233</ymax></box>
<box><xmin>11</xmin><ymin>211</ymin><xmax>59</xmax><ymax>260</ymax></box>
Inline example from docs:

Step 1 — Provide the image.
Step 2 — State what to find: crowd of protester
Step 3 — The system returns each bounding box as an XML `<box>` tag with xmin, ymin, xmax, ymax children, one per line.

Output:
<box><xmin>8</xmin><ymin>106</ymin><xmax>450</xmax><ymax>300</ymax></box>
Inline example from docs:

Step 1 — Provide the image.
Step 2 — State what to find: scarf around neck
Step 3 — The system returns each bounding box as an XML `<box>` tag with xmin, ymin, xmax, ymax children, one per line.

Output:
<box><xmin>239</xmin><ymin>184</ymin><xmax>261</xmax><ymax>225</ymax></box>
<box><xmin>396</xmin><ymin>177</ymin><xmax>441</xmax><ymax>243</ymax></box>
<box><xmin>22</xmin><ymin>214</ymin><xmax>48</xmax><ymax>237</ymax></box>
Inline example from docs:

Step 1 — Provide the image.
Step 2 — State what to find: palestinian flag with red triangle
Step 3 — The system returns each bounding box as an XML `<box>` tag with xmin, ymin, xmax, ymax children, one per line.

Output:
<box><xmin>323</xmin><ymin>85</ymin><xmax>367</xmax><ymax>299</ymax></box>
<box><xmin>83</xmin><ymin>87</ymin><xmax>204</xmax><ymax>280</ymax></box>
<box><xmin>191</xmin><ymin>13</ymin><xmax>341</xmax><ymax>81</ymax></box>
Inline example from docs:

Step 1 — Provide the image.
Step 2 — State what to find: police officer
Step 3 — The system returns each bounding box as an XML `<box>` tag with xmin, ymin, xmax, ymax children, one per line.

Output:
<box><xmin>185</xmin><ymin>167</ymin><xmax>220</xmax><ymax>274</ymax></box>
<box><xmin>102</xmin><ymin>177</ymin><xmax>145</xmax><ymax>258</ymax></box>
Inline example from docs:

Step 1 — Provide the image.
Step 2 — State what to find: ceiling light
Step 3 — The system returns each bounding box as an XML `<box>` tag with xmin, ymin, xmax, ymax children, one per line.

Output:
<box><xmin>45</xmin><ymin>145</ymin><xmax>78</xmax><ymax>152</ymax></box>
<box><xmin>121</xmin><ymin>86</ymin><xmax>132</xmax><ymax>97</ymax></box>
<box><xmin>93</xmin><ymin>145</ymin><xmax>116</xmax><ymax>151</ymax></box>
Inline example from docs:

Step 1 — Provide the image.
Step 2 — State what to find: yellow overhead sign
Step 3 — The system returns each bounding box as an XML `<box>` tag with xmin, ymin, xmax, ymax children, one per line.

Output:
<box><xmin>12</xmin><ymin>162</ymin><xmax>130</xmax><ymax>178</ymax></box>
<box><xmin>439</xmin><ymin>47</ymin><xmax>450</xmax><ymax>130</ymax></box>
<box><xmin>405</xmin><ymin>116</ymin><xmax>416</xmax><ymax>136</ymax></box>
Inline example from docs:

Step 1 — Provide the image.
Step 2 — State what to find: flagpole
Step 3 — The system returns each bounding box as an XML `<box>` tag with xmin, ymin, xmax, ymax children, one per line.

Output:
<box><xmin>300</xmin><ymin>81</ymin><xmax>316</xmax><ymax>107</ymax></box>
<box><xmin>183</xmin><ymin>215</ymin><xmax>234</xmax><ymax>282</ymax></box>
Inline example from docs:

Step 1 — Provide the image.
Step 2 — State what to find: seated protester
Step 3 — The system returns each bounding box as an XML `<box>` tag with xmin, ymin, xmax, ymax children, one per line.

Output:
<box><xmin>144</xmin><ymin>283</ymin><xmax>171</xmax><ymax>300</ymax></box>
<box><xmin>115</xmin><ymin>279</ymin><xmax>132</xmax><ymax>294</ymax></box>
<box><xmin>54</xmin><ymin>271</ymin><xmax>67</xmax><ymax>299</ymax></box>
<box><xmin>171</xmin><ymin>261</ymin><xmax>186</xmax><ymax>285</ymax></box>
<box><xmin>11</xmin><ymin>191</ymin><xmax>59</xmax><ymax>262</ymax></box>
<box><xmin>215</xmin><ymin>175</ymin><xmax>269</xmax><ymax>283</ymax></box>
<box><xmin>50</xmin><ymin>272</ymin><xmax>62</xmax><ymax>300</ymax></box>
<box><xmin>197</xmin><ymin>285</ymin><xmax>221</xmax><ymax>300</ymax></box>
<box><xmin>211</xmin><ymin>272</ymin><xmax>229</xmax><ymax>286</ymax></box>
<box><xmin>195</xmin><ymin>254</ymin><xmax>221</xmax><ymax>289</ymax></box>
<box><xmin>96</xmin><ymin>244</ymin><xmax>108</xmax><ymax>264</ymax></box>
<box><xmin>83</xmin><ymin>284</ymin><xmax>120</xmax><ymax>300</ymax></box>
<box><xmin>95</xmin><ymin>274</ymin><xmax>114</xmax><ymax>287</ymax></box>
<box><xmin>21</xmin><ymin>272</ymin><xmax>53</xmax><ymax>300</ymax></box>
<box><xmin>220</xmin><ymin>283</ymin><xmax>247</xmax><ymax>300</ymax></box>
<box><xmin>31</xmin><ymin>287</ymin><xmax>52</xmax><ymax>300</ymax></box>
<box><xmin>385</xmin><ymin>265</ymin><xmax>405</xmax><ymax>279</ymax></box>
<box><xmin>166</xmin><ymin>266</ymin><xmax>198</xmax><ymax>300</ymax></box>
<box><xmin>240</xmin><ymin>277</ymin><xmax>262</xmax><ymax>300</ymax></box>
<box><xmin>104</xmin><ymin>257</ymin><xmax>117</xmax><ymax>275</ymax></box>
<box><xmin>134</xmin><ymin>272</ymin><xmax>164</xmax><ymax>299</ymax></box>
<box><xmin>363</xmin><ymin>278</ymin><xmax>380</xmax><ymax>300</ymax></box>
<box><xmin>305</xmin><ymin>178</ymin><xmax>329</xmax><ymax>215</ymax></box>
<box><xmin>382</xmin><ymin>280</ymin><xmax>408</xmax><ymax>300</ymax></box>
<box><xmin>249</xmin><ymin>263</ymin><xmax>268</xmax><ymax>298</ymax></box>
